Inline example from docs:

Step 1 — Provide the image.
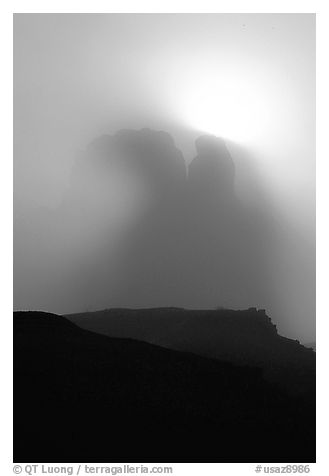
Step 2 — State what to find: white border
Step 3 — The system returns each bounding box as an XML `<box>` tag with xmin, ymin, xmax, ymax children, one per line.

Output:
<box><xmin>2</xmin><ymin>2</ymin><xmax>328</xmax><ymax>475</ymax></box>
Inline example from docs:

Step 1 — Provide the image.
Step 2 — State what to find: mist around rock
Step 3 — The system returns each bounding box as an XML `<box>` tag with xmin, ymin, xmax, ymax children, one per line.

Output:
<box><xmin>15</xmin><ymin>129</ymin><xmax>276</xmax><ymax>325</ymax></box>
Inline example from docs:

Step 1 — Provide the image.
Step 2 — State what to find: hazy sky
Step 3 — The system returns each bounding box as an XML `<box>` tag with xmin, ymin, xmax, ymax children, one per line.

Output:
<box><xmin>14</xmin><ymin>14</ymin><xmax>315</xmax><ymax>340</ymax></box>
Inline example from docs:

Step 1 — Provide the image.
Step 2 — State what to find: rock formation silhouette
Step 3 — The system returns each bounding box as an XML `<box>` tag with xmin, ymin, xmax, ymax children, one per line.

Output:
<box><xmin>14</xmin><ymin>131</ymin><xmax>315</xmax><ymax>462</ymax></box>
<box><xmin>14</xmin><ymin>128</ymin><xmax>273</xmax><ymax>317</ymax></box>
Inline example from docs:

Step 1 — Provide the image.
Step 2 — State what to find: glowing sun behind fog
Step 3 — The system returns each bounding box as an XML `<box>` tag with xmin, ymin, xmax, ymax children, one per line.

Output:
<box><xmin>176</xmin><ymin>66</ymin><xmax>275</xmax><ymax>144</ymax></box>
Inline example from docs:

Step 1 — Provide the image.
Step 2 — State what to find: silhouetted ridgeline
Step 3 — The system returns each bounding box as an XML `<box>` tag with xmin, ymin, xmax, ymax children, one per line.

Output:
<box><xmin>14</xmin><ymin>310</ymin><xmax>315</xmax><ymax>463</ymax></box>
<box><xmin>67</xmin><ymin>307</ymin><xmax>315</xmax><ymax>397</ymax></box>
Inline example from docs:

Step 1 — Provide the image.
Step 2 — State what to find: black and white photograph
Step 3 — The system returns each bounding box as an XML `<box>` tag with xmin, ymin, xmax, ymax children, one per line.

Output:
<box><xmin>7</xmin><ymin>6</ymin><xmax>323</xmax><ymax>472</ymax></box>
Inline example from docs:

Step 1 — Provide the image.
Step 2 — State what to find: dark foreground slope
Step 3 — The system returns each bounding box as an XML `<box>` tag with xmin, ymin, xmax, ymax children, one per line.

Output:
<box><xmin>67</xmin><ymin>308</ymin><xmax>315</xmax><ymax>397</ymax></box>
<box><xmin>14</xmin><ymin>311</ymin><xmax>315</xmax><ymax>463</ymax></box>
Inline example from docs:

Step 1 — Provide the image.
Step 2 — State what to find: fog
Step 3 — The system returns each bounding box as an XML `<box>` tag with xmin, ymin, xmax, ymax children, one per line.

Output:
<box><xmin>14</xmin><ymin>14</ymin><xmax>315</xmax><ymax>341</ymax></box>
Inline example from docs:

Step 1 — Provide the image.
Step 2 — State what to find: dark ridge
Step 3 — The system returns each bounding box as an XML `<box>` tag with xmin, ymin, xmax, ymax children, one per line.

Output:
<box><xmin>14</xmin><ymin>311</ymin><xmax>315</xmax><ymax>463</ymax></box>
<box><xmin>14</xmin><ymin>310</ymin><xmax>79</xmax><ymax>332</ymax></box>
<box><xmin>66</xmin><ymin>307</ymin><xmax>315</xmax><ymax>397</ymax></box>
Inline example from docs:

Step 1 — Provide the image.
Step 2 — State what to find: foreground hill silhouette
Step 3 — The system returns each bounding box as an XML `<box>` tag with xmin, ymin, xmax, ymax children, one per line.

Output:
<box><xmin>14</xmin><ymin>311</ymin><xmax>315</xmax><ymax>463</ymax></box>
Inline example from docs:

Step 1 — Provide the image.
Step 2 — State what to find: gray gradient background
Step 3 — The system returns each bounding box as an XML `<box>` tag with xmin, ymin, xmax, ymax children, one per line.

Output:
<box><xmin>13</xmin><ymin>14</ymin><xmax>315</xmax><ymax>341</ymax></box>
